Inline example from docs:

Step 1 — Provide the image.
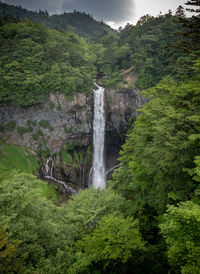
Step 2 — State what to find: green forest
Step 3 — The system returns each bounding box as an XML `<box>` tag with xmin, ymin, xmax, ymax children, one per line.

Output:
<box><xmin>0</xmin><ymin>0</ymin><xmax>200</xmax><ymax>273</ymax></box>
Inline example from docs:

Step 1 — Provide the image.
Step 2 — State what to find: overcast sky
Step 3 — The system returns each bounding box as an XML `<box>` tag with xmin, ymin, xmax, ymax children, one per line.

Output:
<box><xmin>2</xmin><ymin>0</ymin><xmax>190</xmax><ymax>28</ymax></box>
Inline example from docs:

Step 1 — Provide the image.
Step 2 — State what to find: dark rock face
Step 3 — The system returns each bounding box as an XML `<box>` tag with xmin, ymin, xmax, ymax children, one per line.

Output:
<box><xmin>104</xmin><ymin>87</ymin><xmax>145</xmax><ymax>172</ymax></box>
<box><xmin>0</xmin><ymin>86</ymin><xmax>145</xmax><ymax>188</ymax></box>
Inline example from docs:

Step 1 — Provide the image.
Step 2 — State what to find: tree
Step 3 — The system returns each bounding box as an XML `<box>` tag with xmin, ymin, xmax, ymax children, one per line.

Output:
<box><xmin>185</xmin><ymin>0</ymin><xmax>200</xmax><ymax>12</ymax></box>
<box><xmin>136</xmin><ymin>14</ymin><xmax>154</xmax><ymax>26</ymax></box>
<box><xmin>65</xmin><ymin>187</ymin><xmax>131</xmax><ymax>236</ymax></box>
<box><xmin>0</xmin><ymin>19</ymin><xmax>96</xmax><ymax>107</ymax></box>
<box><xmin>69</xmin><ymin>215</ymin><xmax>145</xmax><ymax>272</ymax></box>
<box><xmin>111</xmin><ymin>72</ymin><xmax>200</xmax><ymax>213</ymax></box>
<box><xmin>175</xmin><ymin>5</ymin><xmax>186</xmax><ymax>17</ymax></box>
<box><xmin>0</xmin><ymin>171</ymin><xmax>73</xmax><ymax>270</ymax></box>
<box><xmin>0</xmin><ymin>225</ymin><xmax>25</xmax><ymax>273</ymax></box>
<box><xmin>160</xmin><ymin>201</ymin><xmax>200</xmax><ymax>273</ymax></box>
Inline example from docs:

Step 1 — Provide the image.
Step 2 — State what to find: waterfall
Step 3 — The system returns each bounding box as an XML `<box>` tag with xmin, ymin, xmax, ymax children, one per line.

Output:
<box><xmin>45</xmin><ymin>175</ymin><xmax>77</xmax><ymax>194</ymax></box>
<box><xmin>92</xmin><ymin>83</ymin><xmax>106</xmax><ymax>189</ymax></box>
<box><xmin>44</xmin><ymin>156</ymin><xmax>76</xmax><ymax>194</ymax></box>
<box><xmin>45</xmin><ymin>156</ymin><xmax>54</xmax><ymax>177</ymax></box>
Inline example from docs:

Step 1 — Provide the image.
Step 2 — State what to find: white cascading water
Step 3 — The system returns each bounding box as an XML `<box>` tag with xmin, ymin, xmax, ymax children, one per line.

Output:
<box><xmin>92</xmin><ymin>83</ymin><xmax>106</xmax><ymax>189</ymax></box>
<box><xmin>44</xmin><ymin>156</ymin><xmax>76</xmax><ymax>194</ymax></box>
<box><xmin>45</xmin><ymin>156</ymin><xmax>54</xmax><ymax>177</ymax></box>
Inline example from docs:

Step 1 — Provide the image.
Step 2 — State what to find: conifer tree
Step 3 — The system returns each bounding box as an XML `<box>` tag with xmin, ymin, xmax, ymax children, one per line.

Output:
<box><xmin>175</xmin><ymin>5</ymin><xmax>186</xmax><ymax>17</ymax></box>
<box><xmin>185</xmin><ymin>0</ymin><xmax>200</xmax><ymax>12</ymax></box>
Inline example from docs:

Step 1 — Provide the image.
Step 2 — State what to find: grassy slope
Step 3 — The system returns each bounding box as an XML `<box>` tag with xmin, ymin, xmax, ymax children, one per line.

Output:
<box><xmin>0</xmin><ymin>139</ymin><xmax>38</xmax><ymax>174</ymax></box>
<box><xmin>0</xmin><ymin>139</ymin><xmax>60</xmax><ymax>202</ymax></box>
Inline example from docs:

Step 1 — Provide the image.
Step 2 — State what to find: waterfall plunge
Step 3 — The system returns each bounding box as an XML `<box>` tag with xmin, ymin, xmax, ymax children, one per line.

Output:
<box><xmin>92</xmin><ymin>83</ymin><xmax>106</xmax><ymax>189</ymax></box>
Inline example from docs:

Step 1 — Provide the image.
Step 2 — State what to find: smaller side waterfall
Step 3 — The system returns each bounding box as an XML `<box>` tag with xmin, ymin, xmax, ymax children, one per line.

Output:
<box><xmin>44</xmin><ymin>156</ymin><xmax>76</xmax><ymax>194</ymax></box>
<box><xmin>92</xmin><ymin>83</ymin><xmax>106</xmax><ymax>189</ymax></box>
<box><xmin>45</xmin><ymin>156</ymin><xmax>54</xmax><ymax>177</ymax></box>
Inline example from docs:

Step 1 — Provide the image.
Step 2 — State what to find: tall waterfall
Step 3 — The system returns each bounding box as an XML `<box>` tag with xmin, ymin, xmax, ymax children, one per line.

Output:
<box><xmin>92</xmin><ymin>83</ymin><xmax>106</xmax><ymax>189</ymax></box>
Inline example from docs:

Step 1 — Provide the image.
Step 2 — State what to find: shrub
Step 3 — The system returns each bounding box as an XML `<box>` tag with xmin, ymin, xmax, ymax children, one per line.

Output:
<box><xmin>17</xmin><ymin>126</ymin><xmax>28</xmax><ymax>136</ymax></box>
<box><xmin>49</xmin><ymin>102</ymin><xmax>55</xmax><ymax>109</ymax></box>
<box><xmin>5</xmin><ymin>121</ymin><xmax>16</xmax><ymax>130</ymax></box>
<box><xmin>56</xmin><ymin>104</ymin><xmax>62</xmax><ymax>111</ymax></box>
<box><xmin>36</xmin><ymin>129</ymin><xmax>43</xmax><ymax>136</ymax></box>
<box><xmin>39</xmin><ymin>119</ymin><xmax>50</xmax><ymax>129</ymax></box>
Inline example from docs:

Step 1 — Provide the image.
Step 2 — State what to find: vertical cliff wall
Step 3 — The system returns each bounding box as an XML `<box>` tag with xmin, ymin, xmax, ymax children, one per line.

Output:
<box><xmin>0</xmin><ymin>82</ymin><xmax>145</xmax><ymax>188</ymax></box>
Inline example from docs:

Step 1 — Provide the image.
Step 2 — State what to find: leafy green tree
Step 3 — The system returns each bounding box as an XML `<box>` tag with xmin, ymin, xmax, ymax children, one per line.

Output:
<box><xmin>136</xmin><ymin>14</ymin><xmax>154</xmax><ymax>26</ymax></box>
<box><xmin>160</xmin><ymin>201</ymin><xmax>200</xmax><ymax>273</ymax></box>
<box><xmin>111</xmin><ymin>74</ymin><xmax>200</xmax><ymax>214</ymax></box>
<box><xmin>0</xmin><ymin>19</ymin><xmax>96</xmax><ymax>107</ymax></box>
<box><xmin>122</xmin><ymin>15</ymin><xmax>184</xmax><ymax>88</ymax></box>
<box><xmin>0</xmin><ymin>2</ymin><xmax>115</xmax><ymax>39</ymax></box>
<box><xmin>69</xmin><ymin>215</ymin><xmax>145</xmax><ymax>273</ymax></box>
<box><xmin>0</xmin><ymin>225</ymin><xmax>25</xmax><ymax>273</ymax></box>
<box><xmin>65</xmin><ymin>187</ymin><xmax>132</xmax><ymax>236</ymax></box>
<box><xmin>0</xmin><ymin>171</ymin><xmax>73</xmax><ymax>270</ymax></box>
<box><xmin>172</xmin><ymin>1</ymin><xmax>200</xmax><ymax>78</ymax></box>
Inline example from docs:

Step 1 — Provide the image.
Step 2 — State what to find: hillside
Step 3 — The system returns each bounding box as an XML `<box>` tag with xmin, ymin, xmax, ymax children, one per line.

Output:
<box><xmin>0</xmin><ymin>1</ymin><xmax>115</xmax><ymax>39</ymax></box>
<box><xmin>0</xmin><ymin>1</ymin><xmax>200</xmax><ymax>273</ymax></box>
<box><xmin>0</xmin><ymin>17</ymin><xmax>96</xmax><ymax>107</ymax></box>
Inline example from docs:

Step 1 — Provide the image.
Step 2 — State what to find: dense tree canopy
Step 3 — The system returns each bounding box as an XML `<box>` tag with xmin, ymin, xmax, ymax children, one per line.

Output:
<box><xmin>111</xmin><ymin>72</ymin><xmax>200</xmax><ymax>211</ymax></box>
<box><xmin>0</xmin><ymin>1</ymin><xmax>115</xmax><ymax>39</ymax></box>
<box><xmin>0</xmin><ymin>18</ymin><xmax>96</xmax><ymax>106</ymax></box>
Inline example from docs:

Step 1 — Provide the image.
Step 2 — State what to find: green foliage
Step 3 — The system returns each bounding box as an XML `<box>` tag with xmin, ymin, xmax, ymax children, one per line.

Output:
<box><xmin>0</xmin><ymin>225</ymin><xmax>25</xmax><ymax>273</ymax></box>
<box><xmin>4</xmin><ymin>120</ymin><xmax>15</xmax><ymax>130</ymax></box>
<box><xmin>62</xmin><ymin>151</ymin><xmax>73</xmax><ymax>165</ymax></box>
<box><xmin>49</xmin><ymin>101</ymin><xmax>55</xmax><ymax>109</ymax></box>
<box><xmin>97</xmin><ymin>14</ymin><xmax>189</xmax><ymax>89</ymax></box>
<box><xmin>160</xmin><ymin>201</ymin><xmax>200</xmax><ymax>273</ymax></box>
<box><xmin>65</xmin><ymin>188</ymin><xmax>131</xmax><ymax>236</ymax></box>
<box><xmin>36</xmin><ymin>128</ymin><xmax>43</xmax><ymax>136</ymax></box>
<box><xmin>32</xmin><ymin>133</ymin><xmax>38</xmax><ymax>140</ymax></box>
<box><xmin>17</xmin><ymin>126</ymin><xmax>29</xmax><ymax>136</ymax></box>
<box><xmin>0</xmin><ymin>2</ymin><xmax>115</xmax><ymax>39</ymax></box>
<box><xmin>36</xmin><ymin>148</ymin><xmax>50</xmax><ymax>162</ymax></box>
<box><xmin>111</xmin><ymin>75</ymin><xmax>200</xmax><ymax>213</ymax></box>
<box><xmin>0</xmin><ymin>139</ymin><xmax>39</xmax><ymax>174</ymax></box>
<box><xmin>64</xmin><ymin>127</ymin><xmax>73</xmax><ymax>134</ymax></box>
<box><xmin>71</xmin><ymin>215</ymin><xmax>145</xmax><ymax>272</ymax></box>
<box><xmin>0</xmin><ymin>172</ymin><xmax>73</xmax><ymax>271</ymax></box>
<box><xmin>32</xmin><ymin>120</ymin><xmax>37</xmax><ymax>127</ymax></box>
<box><xmin>56</xmin><ymin>104</ymin><xmax>62</xmax><ymax>111</ymax></box>
<box><xmin>38</xmin><ymin>119</ymin><xmax>50</xmax><ymax>129</ymax></box>
<box><xmin>125</xmin><ymin>15</ymin><xmax>185</xmax><ymax>88</ymax></box>
<box><xmin>0</xmin><ymin>19</ymin><xmax>96</xmax><ymax>107</ymax></box>
<box><xmin>0</xmin><ymin>3</ymin><xmax>199</xmax><ymax>273</ymax></box>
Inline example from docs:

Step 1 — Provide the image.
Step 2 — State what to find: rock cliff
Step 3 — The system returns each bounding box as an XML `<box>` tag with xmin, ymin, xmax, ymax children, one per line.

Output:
<box><xmin>0</xmin><ymin>82</ymin><xmax>145</xmax><ymax>188</ymax></box>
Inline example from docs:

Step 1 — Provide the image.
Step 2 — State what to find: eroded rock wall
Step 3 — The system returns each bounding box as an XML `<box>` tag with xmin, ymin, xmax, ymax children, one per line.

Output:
<box><xmin>0</xmin><ymin>83</ymin><xmax>145</xmax><ymax>188</ymax></box>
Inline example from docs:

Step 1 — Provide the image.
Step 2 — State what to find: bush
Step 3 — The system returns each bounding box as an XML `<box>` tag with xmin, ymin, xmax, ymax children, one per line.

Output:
<box><xmin>0</xmin><ymin>125</ymin><xmax>4</xmax><ymax>131</ymax></box>
<box><xmin>26</xmin><ymin>120</ymin><xmax>32</xmax><ymax>127</ymax></box>
<box><xmin>49</xmin><ymin>102</ymin><xmax>55</xmax><ymax>109</ymax></box>
<box><xmin>36</xmin><ymin>129</ymin><xmax>43</xmax><ymax>136</ymax></box>
<box><xmin>17</xmin><ymin>126</ymin><xmax>28</xmax><ymax>136</ymax></box>
<box><xmin>32</xmin><ymin>120</ymin><xmax>37</xmax><ymax>127</ymax></box>
<box><xmin>56</xmin><ymin>104</ymin><xmax>62</xmax><ymax>111</ymax></box>
<box><xmin>39</xmin><ymin>119</ymin><xmax>50</xmax><ymax>129</ymax></box>
<box><xmin>32</xmin><ymin>133</ymin><xmax>38</xmax><ymax>141</ymax></box>
<box><xmin>5</xmin><ymin>121</ymin><xmax>15</xmax><ymax>130</ymax></box>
